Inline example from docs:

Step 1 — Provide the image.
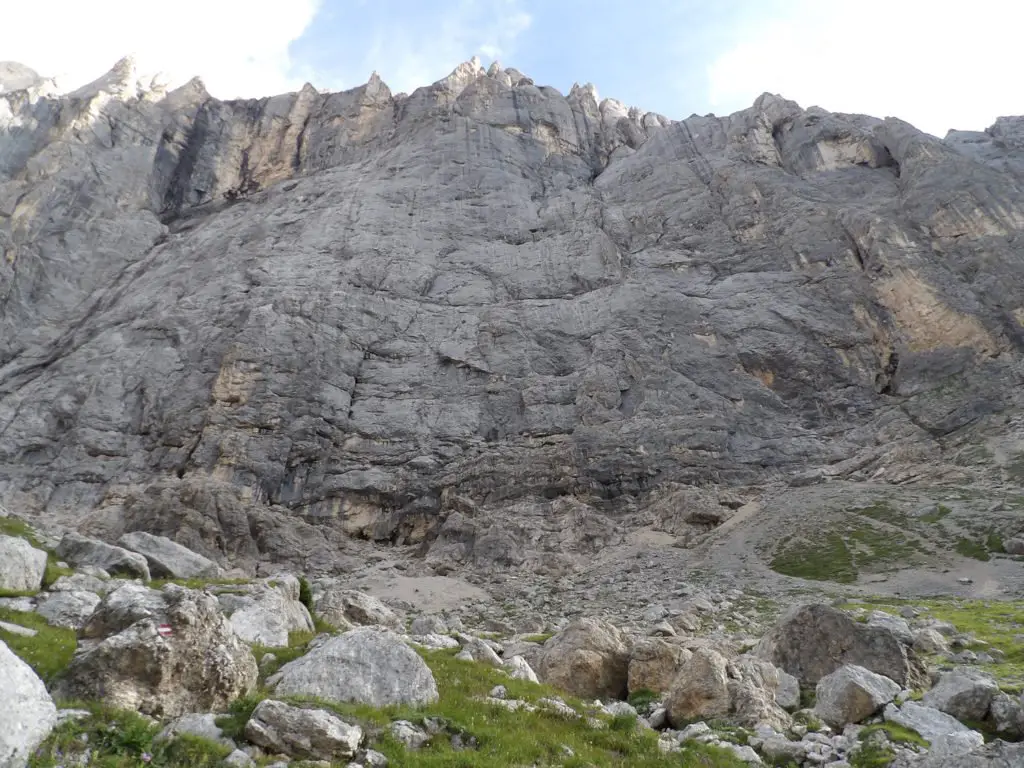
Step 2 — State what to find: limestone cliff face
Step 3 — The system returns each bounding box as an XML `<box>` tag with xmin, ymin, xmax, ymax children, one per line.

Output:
<box><xmin>2</xmin><ymin>57</ymin><xmax>1023</xmax><ymax>572</ymax></box>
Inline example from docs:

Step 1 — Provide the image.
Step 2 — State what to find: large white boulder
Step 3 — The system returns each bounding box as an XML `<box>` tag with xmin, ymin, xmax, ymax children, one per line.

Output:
<box><xmin>0</xmin><ymin>639</ymin><xmax>57</xmax><ymax>768</ymax></box>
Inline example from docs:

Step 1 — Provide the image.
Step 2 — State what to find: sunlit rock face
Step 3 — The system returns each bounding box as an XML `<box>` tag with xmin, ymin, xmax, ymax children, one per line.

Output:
<box><xmin>2</xmin><ymin>56</ymin><xmax>1023</xmax><ymax>572</ymax></box>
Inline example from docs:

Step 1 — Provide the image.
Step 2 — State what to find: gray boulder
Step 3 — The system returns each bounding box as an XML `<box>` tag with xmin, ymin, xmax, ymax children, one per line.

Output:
<box><xmin>867</xmin><ymin>611</ymin><xmax>914</xmax><ymax>645</ymax></box>
<box><xmin>48</xmin><ymin>573</ymin><xmax>110</xmax><ymax>595</ymax></box>
<box><xmin>535</xmin><ymin>618</ymin><xmax>630</xmax><ymax>700</ymax></box>
<box><xmin>813</xmin><ymin>664</ymin><xmax>901</xmax><ymax>727</ymax></box>
<box><xmin>156</xmin><ymin>713</ymin><xmax>235</xmax><ymax>749</ymax></box>
<box><xmin>269</xmin><ymin>627</ymin><xmax>438</xmax><ymax>707</ymax></box>
<box><xmin>922</xmin><ymin>668</ymin><xmax>999</xmax><ymax>721</ymax></box>
<box><xmin>0</xmin><ymin>639</ymin><xmax>57</xmax><ymax>768</ymax></box>
<box><xmin>988</xmin><ymin>692</ymin><xmax>1024</xmax><ymax>738</ymax></box>
<box><xmin>456</xmin><ymin>636</ymin><xmax>503</xmax><ymax>667</ymax></box>
<box><xmin>218</xmin><ymin>575</ymin><xmax>313</xmax><ymax>647</ymax></box>
<box><xmin>34</xmin><ymin>590</ymin><xmax>101</xmax><ymax>629</ymax></box>
<box><xmin>755</xmin><ymin>603</ymin><xmax>926</xmax><ymax>686</ymax></box>
<box><xmin>0</xmin><ymin>536</ymin><xmax>46</xmax><ymax>593</ymax></box>
<box><xmin>244</xmin><ymin>699</ymin><xmax>362</xmax><ymax>760</ymax></box>
<box><xmin>55</xmin><ymin>533</ymin><xmax>150</xmax><ymax>581</ymax></box>
<box><xmin>389</xmin><ymin>720</ymin><xmax>430</xmax><ymax>750</ymax></box>
<box><xmin>80</xmin><ymin>583</ymin><xmax>166</xmax><ymax>638</ymax></box>
<box><xmin>893</xmin><ymin>739</ymin><xmax>1023</xmax><ymax>767</ymax></box>
<box><xmin>776</xmin><ymin>670</ymin><xmax>801</xmax><ymax>711</ymax></box>
<box><xmin>117</xmin><ymin>532</ymin><xmax>220</xmax><ymax>580</ymax></box>
<box><xmin>409</xmin><ymin>615</ymin><xmax>448</xmax><ymax>635</ymax></box>
<box><xmin>314</xmin><ymin>588</ymin><xmax>401</xmax><ymax>630</ymax></box>
<box><xmin>884</xmin><ymin>700</ymin><xmax>982</xmax><ymax>743</ymax></box>
<box><xmin>55</xmin><ymin>584</ymin><xmax>257</xmax><ymax>717</ymax></box>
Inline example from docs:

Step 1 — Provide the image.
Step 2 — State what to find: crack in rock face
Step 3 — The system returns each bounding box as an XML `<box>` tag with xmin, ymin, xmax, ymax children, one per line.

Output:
<box><xmin>1</xmin><ymin>56</ymin><xmax>1024</xmax><ymax>590</ymax></box>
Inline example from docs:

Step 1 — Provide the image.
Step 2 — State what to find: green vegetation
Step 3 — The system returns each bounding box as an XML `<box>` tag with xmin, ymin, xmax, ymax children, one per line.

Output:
<box><xmin>956</xmin><ymin>537</ymin><xmax>991</xmax><ymax>561</ymax></box>
<box><xmin>627</xmin><ymin>689</ymin><xmax>661</xmax><ymax>711</ymax></box>
<box><xmin>919</xmin><ymin>505</ymin><xmax>951</xmax><ymax>524</ymax></box>
<box><xmin>0</xmin><ymin>608</ymin><xmax>77</xmax><ymax>683</ymax></box>
<box><xmin>771</xmin><ymin>533</ymin><xmax>857</xmax><ymax>583</ymax></box>
<box><xmin>522</xmin><ymin>632</ymin><xmax>554</xmax><ymax>644</ymax></box>
<box><xmin>222</xmin><ymin>647</ymin><xmax>750</xmax><ymax>768</ymax></box>
<box><xmin>847</xmin><ymin>598</ymin><xmax>1024</xmax><ymax>691</ymax></box>
<box><xmin>29</xmin><ymin>703</ymin><xmax>231</xmax><ymax>768</ymax></box>
<box><xmin>298</xmin><ymin>575</ymin><xmax>314</xmax><ymax>613</ymax></box>
<box><xmin>859</xmin><ymin>722</ymin><xmax>929</xmax><ymax>748</ymax></box>
<box><xmin>849</xmin><ymin>738</ymin><xmax>894</xmax><ymax>768</ymax></box>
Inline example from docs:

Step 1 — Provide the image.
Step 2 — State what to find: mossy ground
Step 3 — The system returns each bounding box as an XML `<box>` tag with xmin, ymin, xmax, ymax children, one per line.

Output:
<box><xmin>848</xmin><ymin>597</ymin><xmax>1024</xmax><ymax>691</ymax></box>
<box><xmin>29</xmin><ymin>703</ymin><xmax>231</xmax><ymax>768</ymax></box>
<box><xmin>0</xmin><ymin>608</ymin><xmax>77</xmax><ymax>683</ymax></box>
<box><xmin>216</xmin><ymin>646</ymin><xmax>749</xmax><ymax>767</ymax></box>
<box><xmin>769</xmin><ymin>499</ymin><xmax>1017</xmax><ymax>583</ymax></box>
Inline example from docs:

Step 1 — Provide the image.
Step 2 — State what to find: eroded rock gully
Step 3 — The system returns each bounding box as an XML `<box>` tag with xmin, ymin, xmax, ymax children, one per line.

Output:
<box><xmin>2</xmin><ymin>56</ymin><xmax>1024</xmax><ymax>589</ymax></box>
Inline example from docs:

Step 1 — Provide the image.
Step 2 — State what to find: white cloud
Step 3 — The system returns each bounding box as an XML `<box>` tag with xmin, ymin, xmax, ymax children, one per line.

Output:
<box><xmin>707</xmin><ymin>0</ymin><xmax>1023</xmax><ymax>136</ymax></box>
<box><xmin>0</xmin><ymin>0</ymin><xmax>322</xmax><ymax>98</ymax></box>
<box><xmin>325</xmin><ymin>0</ymin><xmax>532</xmax><ymax>96</ymax></box>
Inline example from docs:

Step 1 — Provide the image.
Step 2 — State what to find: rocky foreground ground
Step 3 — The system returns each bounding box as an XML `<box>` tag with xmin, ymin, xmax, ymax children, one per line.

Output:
<box><xmin>2</xmin><ymin>519</ymin><xmax>1023</xmax><ymax>767</ymax></box>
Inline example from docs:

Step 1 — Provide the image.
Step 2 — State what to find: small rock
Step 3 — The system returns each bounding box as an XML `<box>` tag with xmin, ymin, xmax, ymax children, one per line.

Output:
<box><xmin>0</xmin><ymin>620</ymin><xmax>36</xmax><ymax>637</ymax></box>
<box><xmin>117</xmin><ymin>532</ymin><xmax>220</xmax><ymax>580</ymax></box>
<box><xmin>244</xmin><ymin>700</ymin><xmax>362</xmax><ymax>760</ymax></box>
<box><xmin>503</xmin><ymin>655</ymin><xmax>539</xmax><ymax>683</ymax></box>
<box><xmin>409</xmin><ymin>615</ymin><xmax>447</xmax><ymax>635</ymax></box>
<box><xmin>389</xmin><ymin>720</ymin><xmax>430</xmax><ymax>750</ymax></box>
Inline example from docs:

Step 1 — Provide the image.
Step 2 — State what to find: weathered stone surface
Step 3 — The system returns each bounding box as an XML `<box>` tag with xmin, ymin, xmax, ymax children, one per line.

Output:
<box><xmin>988</xmin><ymin>692</ymin><xmax>1024</xmax><ymax>739</ymax></box>
<box><xmin>55</xmin><ymin>534</ymin><xmax>150</xmax><ymax>581</ymax></box>
<box><xmin>0</xmin><ymin>639</ymin><xmax>57</xmax><ymax>768</ymax></box>
<box><xmin>156</xmin><ymin>713</ymin><xmax>234</xmax><ymax>748</ymax></box>
<box><xmin>776</xmin><ymin>670</ymin><xmax>800</xmax><ymax>711</ymax></box>
<box><xmin>269</xmin><ymin>627</ymin><xmax>438</xmax><ymax>707</ymax></box>
<box><xmin>922</xmin><ymin>668</ymin><xmax>1000</xmax><ymax>722</ymax></box>
<box><xmin>55</xmin><ymin>584</ymin><xmax>258</xmax><ymax>717</ymax></box>
<box><xmin>0</xmin><ymin>536</ymin><xmax>46</xmax><ymax>593</ymax></box>
<box><xmin>314</xmin><ymin>589</ymin><xmax>401</xmax><ymax>631</ymax></box>
<box><xmin>244</xmin><ymin>700</ymin><xmax>362</xmax><ymax>760</ymax></box>
<box><xmin>535</xmin><ymin>618</ymin><xmax>630</xmax><ymax>700</ymax></box>
<box><xmin>409</xmin><ymin>615</ymin><xmax>447</xmax><ymax>635</ymax></box>
<box><xmin>867</xmin><ymin>611</ymin><xmax>914</xmax><ymax>645</ymax></box>
<box><xmin>892</xmin><ymin>739</ymin><xmax>1023</xmax><ymax>768</ymax></box>
<box><xmin>912</xmin><ymin>628</ymin><xmax>949</xmax><ymax>655</ymax></box>
<box><xmin>117</xmin><ymin>532</ymin><xmax>220</xmax><ymax>579</ymax></box>
<box><xmin>49</xmin><ymin>573</ymin><xmax>109</xmax><ymax>595</ymax></box>
<box><xmin>665</xmin><ymin>647</ymin><xmax>731</xmax><ymax>726</ymax></box>
<box><xmin>813</xmin><ymin>664</ymin><xmax>901</xmax><ymax>727</ymax></box>
<box><xmin>218</xmin><ymin>576</ymin><xmax>313</xmax><ymax>647</ymax></box>
<box><xmin>34</xmin><ymin>590</ymin><xmax>101</xmax><ymax>629</ymax></box>
<box><xmin>727</xmin><ymin>655</ymin><xmax>792</xmax><ymax>731</ymax></box>
<box><xmin>755</xmin><ymin>604</ymin><xmax>925</xmax><ymax>686</ymax></box>
<box><xmin>628</xmin><ymin>638</ymin><xmax>690</xmax><ymax>694</ymax></box>
<box><xmin>3</xmin><ymin>56</ymin><xmax>1024</xmax><ymax>584</ymax></box>
<box><xmin>504</xmin><ymin>654</ymin><xmax>539</xmax><ymax>683</ymax></box>
<box><xmin>456</xmin><ymin>636</ymin><xmax>503</xmax><ymax>667</ymax></box>
<box><xmin>884</xmin><ymin>701</ymin><xmax>981</xmax><ymax>742</ymax></box>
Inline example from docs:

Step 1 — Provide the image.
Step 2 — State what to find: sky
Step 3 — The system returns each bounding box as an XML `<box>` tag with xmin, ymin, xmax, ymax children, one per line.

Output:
<box><xmin>2</xmin><ymin>0</ymin><xmax>1021</xmax><ymax>137</ymax></box>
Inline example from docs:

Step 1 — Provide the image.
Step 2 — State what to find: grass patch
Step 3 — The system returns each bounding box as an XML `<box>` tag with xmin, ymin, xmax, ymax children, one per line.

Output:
<box><xmin>229</xmin><ymin>647</ymin><xmax>749</xmax><ymax>767</ymax></box>
<box><xmin>770</xmin><ymin>508</ymin><xmax>931</xmax><ymax>585</ymax></box>
<box><xmin>627</xmin><ymin>689</ymin><xmax>661</xmax><ymax>711</ymax></box>
<box><xmin>956</xmin><ymin>538</ymin><xmax>991</xmax><ymax>561</ymax></box>
<box><xmin>770</xmin><ymin>533</ymin><xmax>857</xmax><ymax>583</ymax></box>
<box><xmin>30</xmin><ymin>702</ymin><xmax>231</xmax><ymax>768</ymax></box>
<box><xmin>919</xmin><ymin>505</ymin><xmax>951</xmax><ymax>524</ymax></box>
<box><xmin>0</xmin><ymin>608</ymin><xmax>77</xmax><ymax>683</ymax></box>
<box><xmin>521</xmin><ymin>633</ymin><xmax>554</xmax><ymax>644</ymax></box>
<box><xmin>849</xmin><ymin>597</ymin><xmax>1024</xmax><ymax>690</ymax></box>
<box><xmin>859</xmin><ymin>722</ymin><xmax>929</xmax><ymax>748</ymax></box>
